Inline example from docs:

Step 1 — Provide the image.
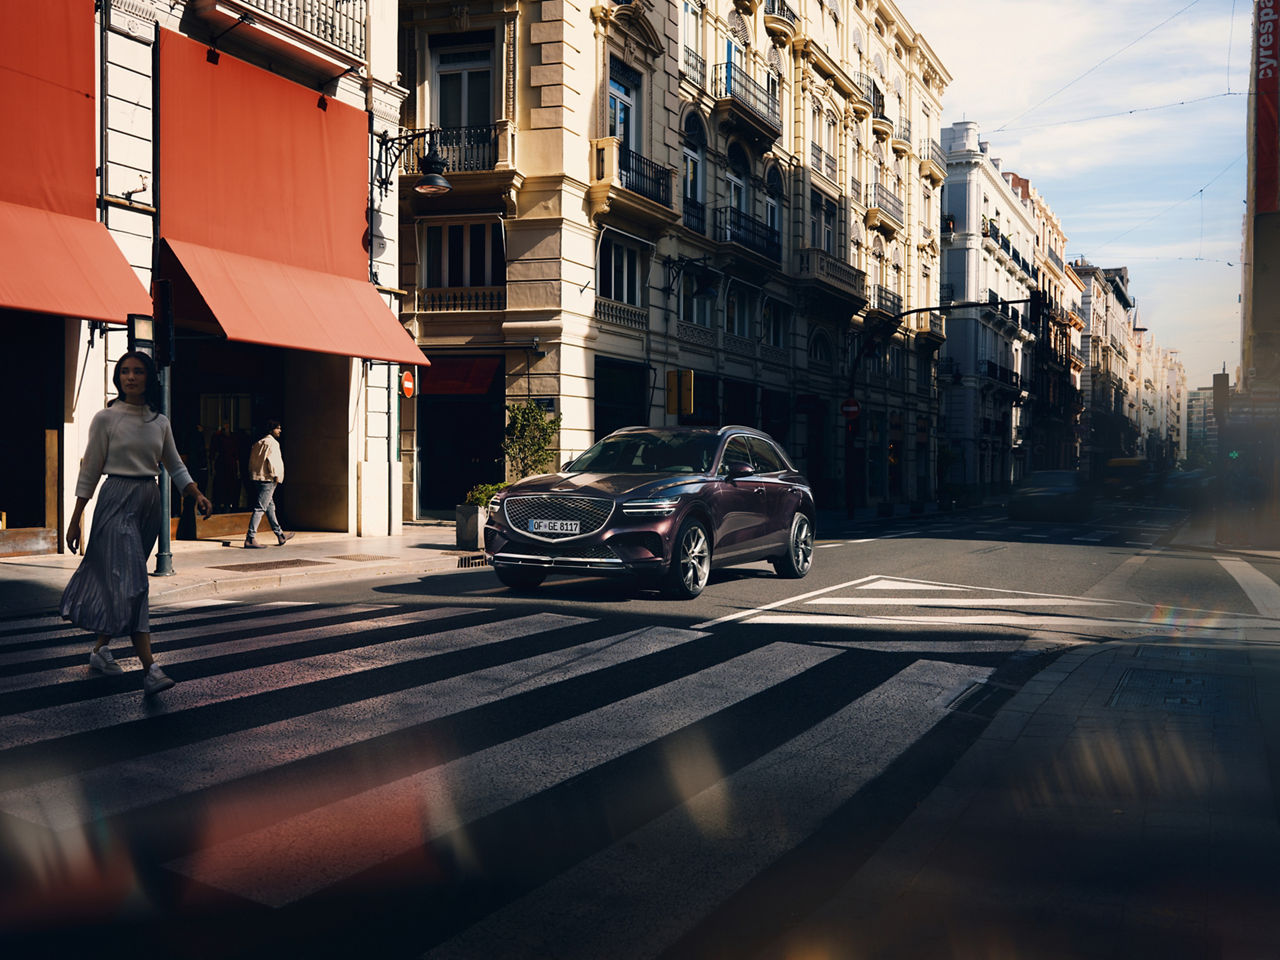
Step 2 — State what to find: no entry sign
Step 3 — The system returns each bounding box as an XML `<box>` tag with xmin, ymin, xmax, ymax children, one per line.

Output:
<box><xmin>841</xmin><ymin>398</ymin><xmax>861</xmax><ymax>419</ymax></box>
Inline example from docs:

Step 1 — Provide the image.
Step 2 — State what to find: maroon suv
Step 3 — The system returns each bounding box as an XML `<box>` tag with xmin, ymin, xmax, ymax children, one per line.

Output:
<box><xmin>483</xmin><ymin>425</ymin><xmax>816</xmax><ymax>599</ymax></box>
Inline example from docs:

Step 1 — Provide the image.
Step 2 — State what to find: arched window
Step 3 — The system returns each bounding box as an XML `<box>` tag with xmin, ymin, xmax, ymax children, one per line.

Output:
<box><xmin>765</xmin><ymin>165</ymin><xmax>784</xmax><ymax>236</ymax></box>
<box><xmin>809</xmin><ymin>329</ymin><xmax>833</xmax><ymax>366</ymax></box>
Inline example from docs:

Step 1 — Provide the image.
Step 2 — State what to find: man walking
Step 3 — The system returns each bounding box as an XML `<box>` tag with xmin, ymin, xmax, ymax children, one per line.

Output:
<box><xmin>244</xmin><ymin>419</ymin><xmax>294</xmax><ymax>548</ymax></box>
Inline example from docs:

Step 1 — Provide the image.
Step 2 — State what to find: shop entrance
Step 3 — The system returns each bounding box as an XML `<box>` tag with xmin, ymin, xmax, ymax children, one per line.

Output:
<box><xmin>0</xmin><ymin>311</ymin><xmax>63</xmax><ymax>555</ymax></box>
<box><xmin>416</xmin><ymin>356</ymin><xmax>505</xmax><ymax>512</ymax></box>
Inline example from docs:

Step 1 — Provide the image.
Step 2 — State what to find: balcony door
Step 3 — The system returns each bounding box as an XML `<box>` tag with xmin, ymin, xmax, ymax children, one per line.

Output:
<box><xmin>434</xmin><ymin>47</ymin><xmax>492</xmax><ymax>130</ymax></box>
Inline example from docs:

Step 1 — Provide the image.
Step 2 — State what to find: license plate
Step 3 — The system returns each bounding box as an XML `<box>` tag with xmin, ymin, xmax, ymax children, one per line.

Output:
<box><xmin>530</xmin><ymin>518</ymin><xmax>579</xmax><ymax>534</ymax></box>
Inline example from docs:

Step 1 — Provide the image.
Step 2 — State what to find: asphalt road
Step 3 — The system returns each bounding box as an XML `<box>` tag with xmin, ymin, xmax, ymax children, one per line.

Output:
<box><xmin>3</xmin><ymin>502</ymin><xmax>1278</xmax><ymax>958</ymax></box>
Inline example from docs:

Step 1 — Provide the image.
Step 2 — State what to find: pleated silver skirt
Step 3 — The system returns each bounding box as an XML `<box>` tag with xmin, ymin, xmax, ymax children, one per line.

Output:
<box><xmin>60</xmin><ymin>476</ymin><xmax>160</xmax><ymax>637</ymax></box>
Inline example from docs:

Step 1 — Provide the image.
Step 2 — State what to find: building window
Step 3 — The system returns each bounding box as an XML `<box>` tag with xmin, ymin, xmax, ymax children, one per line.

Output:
<box><xmin>608</xmin><ymin>59</ymin><xmax>640</xmax><ymax>150</ymax></box>
<box><xmin>726</xmin><ymin>284</ymin><xmax>752</xmax><ymax>337</ymax></box>
<box><xmin>763</xmin><ymin>299</ymin><xmax>789</xmax><ymax>348</ymax></box>
<box><xmin>422</xmin><ymin>221</ymin><xmax>506</xmax><ymax>288</ymax></box>
<box><xmin>809</xmin><ymin>329</ymin><xmax>832</xmax><ymax>365</ymax></box>
<box><xmin>681</xmin><ymin>272</ymin><xmax>712</xmax><ymax>327</ymax></box>
<box><xmin>598</xmin><ymin>234</ymin><xmax>646</xmax><ymax>306</ymax></box>
<box><xmin>433</xmin><ymin>46</ymin><xmax>492</xmax><ymax>128</ymax></box>
<box><xmin>682</xmin><ymin>0</ymin><xmax>703</xmax><ymax>56</ymax></box>
<box><xmin>727</xmin><ymin>142</ymin><xmax>750</xmax><ymax>212</ymax></box>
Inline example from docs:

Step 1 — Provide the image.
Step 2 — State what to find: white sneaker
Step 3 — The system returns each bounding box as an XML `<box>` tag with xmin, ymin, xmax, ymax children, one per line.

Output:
<box><xmin>143</xmin><ymin>664</ymin><xmax>175</xmax><ymax>696</ymax></box>
<box><xmin>89</xmin><ymin>648</ymin><xmax>124</xmax><ymax>675</ymax></box>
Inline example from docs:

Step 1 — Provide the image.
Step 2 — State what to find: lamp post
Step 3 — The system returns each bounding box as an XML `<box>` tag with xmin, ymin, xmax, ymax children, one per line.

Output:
<box><xmin>369</xmin><ymin>129</ymin><xmax>453</xmax><ymax>287</ymax></box>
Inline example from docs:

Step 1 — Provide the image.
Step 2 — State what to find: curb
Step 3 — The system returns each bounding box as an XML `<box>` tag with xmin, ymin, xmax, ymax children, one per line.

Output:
<box><xmin>149</xmin><ymin>554</ymin><xmax>484</xmax><ymax>606</ymax></box>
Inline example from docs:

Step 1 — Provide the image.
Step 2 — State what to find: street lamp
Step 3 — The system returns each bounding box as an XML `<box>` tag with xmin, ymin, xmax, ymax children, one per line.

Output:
<box><xmin>373</xmin><ymin>129</ymin><xmax>453</xmax><ymax>198</ymax></box>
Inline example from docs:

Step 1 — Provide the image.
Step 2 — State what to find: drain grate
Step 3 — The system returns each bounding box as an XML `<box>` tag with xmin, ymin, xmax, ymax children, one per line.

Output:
<box><xmin>327</xmin><ymin>554</ymin><xmax>400</xmax><ymax>562</ymax></box>
<box><xmin>948</xmin><ymin>680</ymin><xmax>1013</xmax><ymax>719</ymax></box>
<box><xmin>209</xmin><ymin>559</ymin><xmax>333</xmax><ymax>572</ymax></box>
<box><xmin>1108</xmin><ymin>668</ymin><xmax>1255</xmax><ymax>718</ymax></box>
<box><xmin>457</xmin><ymin>555</ymin><xmax>489</xmax><ymax>569</ymax></box>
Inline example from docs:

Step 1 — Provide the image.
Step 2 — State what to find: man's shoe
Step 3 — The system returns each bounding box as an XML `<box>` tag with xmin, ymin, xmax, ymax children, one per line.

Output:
<box><xmin>245</xmin><ymin>540</ymin><xmax>267</xmax><ymax>549</ymax></box>
<box><xmin>89</xmin><ymin>648</ymin><xmax>124</xmax><ymax>675</ymax></box>
<box><xmin>143</xmin><ymin>664</ymin><xmax>175</xmax><ymax>696</ymax></box>
<box><xmin>277</xmin><ymin>532</ymin><xmax>295</xmax><ymax>546</ymax></box>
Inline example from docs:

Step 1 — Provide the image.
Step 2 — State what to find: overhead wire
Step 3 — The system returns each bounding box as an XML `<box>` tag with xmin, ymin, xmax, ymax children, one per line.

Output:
<box><xmin>995</xmin><ymin>0</ymin><xmax>1204</xmax><ymax>132</ymax></box>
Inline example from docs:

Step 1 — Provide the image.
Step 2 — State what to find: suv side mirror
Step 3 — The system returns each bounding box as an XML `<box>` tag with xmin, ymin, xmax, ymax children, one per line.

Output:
<box><xmin>724</xmin><ymin>461</ymin><xmax>755</xmax><ymax>480</ymax></box>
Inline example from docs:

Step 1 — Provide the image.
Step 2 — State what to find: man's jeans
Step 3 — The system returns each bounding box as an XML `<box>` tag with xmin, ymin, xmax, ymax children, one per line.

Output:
<box><xmin>248</xmin><ymin>481</ymin><xmax>283</xmax><ymax>542</ymax></box>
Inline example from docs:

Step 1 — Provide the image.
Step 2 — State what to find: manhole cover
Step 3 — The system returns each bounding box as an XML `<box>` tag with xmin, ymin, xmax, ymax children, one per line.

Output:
<box><xmin>327</xmin><ymin>554</ymin><xmax>400</xmax><ymax>562</ymax></box>
<box><xmin>1108</xmin><ymin>668</ymin><xmax>1255</xmax><ymax>718</ymax></box>
<box><xmin>209</xmin><ymin>559</ymin><xmax>333</xmax><ymax>572</ymax></box>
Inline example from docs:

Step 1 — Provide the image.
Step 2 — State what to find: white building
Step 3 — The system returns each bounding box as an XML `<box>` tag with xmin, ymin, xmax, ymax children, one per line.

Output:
<box><xmin>937</xmin><ymin>121</ymin><xmax>1037</xmax><ymax>500</ymax></box>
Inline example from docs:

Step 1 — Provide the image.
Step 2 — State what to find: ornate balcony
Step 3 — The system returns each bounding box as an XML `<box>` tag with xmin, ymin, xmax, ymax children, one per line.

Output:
<box><xmin>393</xmin><ymin>123</ymin><xmax>518</xmax><ymax>214</ymax></box>
<box><xmin>588</xmin><ymin>137</ymin><xmax>678</xmax><ymax>228</ymax></box>
<box><xmin>891</xmin><ymin>118</ymin><xmax>912</xmax><ymax>157</ymax></box>
<box><xmin>191</xmin><ymin>0</ymin><xmax>366</xmax><ymax>72</ymax></box>
<box><xmin>715</xmin><ymin>206</ymin><xmax>781</xmax><ymax>261</ymax></box>
<box><xmin>919</xmin><ymin>137</ymin><xmax>946</xmax><ymax>185</ymax></box>
<box><xmin>594</xmin><ymin>297</ymin><xmax>649</xmax><ymax>332</ymax></box>
<box><xmin>871</xmin><ymin>285</ymin><xmax>902</xmax><ymax>316</ymax></box>
<box><xmin>864</xmin><ymin>182</ymin><xmax>903</xmax><ymax>238</ymax></box>
<box><xmin>916</xmin><ymin>310</ymin><xmax>946</xmax><ymax>348</ymax></box>
<box><xmin>712</xmin><ymin>63</ymin><xmax>781</xmax><ymax>146</ymax></box>
<box><xmin>763</xmin><ymin>0</ymin><xmax>798</xmax><ymax>44</ymax></box>
<box><xmin>871</xmin><ymin>111</ymin><xmax>894</xmax><ymax>142</ymax></box>
<box><xmin>848</xmin><ymin>72</ymin><xmax>874</xmax><ymax>121</ymax></box>
<box><xmin>795</xmin><ymin>247</ymin><xmax>868</xmax><ymax>312</ymax></box>
<box><xmin>398</xmin><ymin>124</ymin><xmax>502</xmax><ymax>175</ymax></box>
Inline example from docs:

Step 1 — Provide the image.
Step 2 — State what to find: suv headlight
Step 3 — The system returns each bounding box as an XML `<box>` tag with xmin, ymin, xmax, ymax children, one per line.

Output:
<box><xmin>486</xmin><ymin>495</ymin><xmax>503</xmax><ymax>518</ymax></box>
<box><xmin>622</xmin><ymin>496</ymin><xmax>681</xmax><ymax>517</ymax></box>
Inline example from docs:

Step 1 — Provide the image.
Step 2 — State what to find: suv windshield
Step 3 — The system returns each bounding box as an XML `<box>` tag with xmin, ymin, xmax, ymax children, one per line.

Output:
<box><xmin>567</xmin><ymin>431</ymin><xmax>721</xmax><ymax>474</ymax></box>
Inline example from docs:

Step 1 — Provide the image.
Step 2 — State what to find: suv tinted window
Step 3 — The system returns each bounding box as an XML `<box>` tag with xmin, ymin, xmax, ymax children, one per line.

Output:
<box><xmin>719</xmin><ymin>436</ymin><xmax>754</xmax><ymax>475</ymax></box>
<box><xmin>748</xmin><ymin>437</ymin><xmax>786</xmax><ymax>473</ymax></box>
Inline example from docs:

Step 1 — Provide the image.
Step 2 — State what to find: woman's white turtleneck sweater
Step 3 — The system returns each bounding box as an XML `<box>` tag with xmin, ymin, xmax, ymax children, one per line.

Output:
<box><xmin>74</xmin><ymin>401</ymin><xmax>194</xmax><ymax>499</ymax></box>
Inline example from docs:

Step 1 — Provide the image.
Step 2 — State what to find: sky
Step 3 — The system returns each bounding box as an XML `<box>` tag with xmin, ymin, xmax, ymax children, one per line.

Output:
<box><xmin>909</xmin><ymin>0</ymin><xmax>1250</xmax><ymax>390</ymax></box>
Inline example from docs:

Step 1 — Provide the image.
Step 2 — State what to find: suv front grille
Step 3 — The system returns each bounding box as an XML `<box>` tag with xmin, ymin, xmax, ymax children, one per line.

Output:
<box><xmin>503</xmin><ymin>495</ymin><xmax>614</xmax><ymax>540</ymax></box>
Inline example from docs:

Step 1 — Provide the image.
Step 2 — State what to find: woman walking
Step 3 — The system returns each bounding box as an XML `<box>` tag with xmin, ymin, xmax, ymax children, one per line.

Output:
<box><xmin>62</xmin><ymin>351</ymin><xmax>212</xmax><ymax>695</ymax></box>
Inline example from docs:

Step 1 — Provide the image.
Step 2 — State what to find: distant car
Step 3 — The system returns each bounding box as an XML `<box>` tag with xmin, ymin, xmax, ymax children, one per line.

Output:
<box><xmin>1007</xmin><ymin>470</ymin><xmax>1092</xmax><ymax>520</ymax></box>
<box><xmin>483</xmin><ymin>426</ymin><xmax>815</xmax><ymax>599</ymax></box>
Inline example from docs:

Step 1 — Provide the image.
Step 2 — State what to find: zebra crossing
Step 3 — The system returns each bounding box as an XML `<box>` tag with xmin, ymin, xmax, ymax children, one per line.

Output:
<box><xmin>0</xmin><ymin>597</ymin><xmax>1004</xmax><ymax>956</ymax></box>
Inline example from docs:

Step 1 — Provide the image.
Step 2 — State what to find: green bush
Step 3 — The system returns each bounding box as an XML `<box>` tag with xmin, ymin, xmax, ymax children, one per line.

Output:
<box><xmin>501</xmin><ymin>400</ymin><xmax>562</xmax><ymax>479</ymax></box>
<box><xmin>463</xmin><ymin>481</ymin><xmax>509</xmax><ymax>506</ymax></box>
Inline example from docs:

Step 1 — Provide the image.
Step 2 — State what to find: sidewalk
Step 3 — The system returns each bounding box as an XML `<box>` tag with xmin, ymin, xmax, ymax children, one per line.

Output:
<box><xmin>0</xmin><ymin>521</ymin><xmax>480</xmax><ymax>621</ymax></box>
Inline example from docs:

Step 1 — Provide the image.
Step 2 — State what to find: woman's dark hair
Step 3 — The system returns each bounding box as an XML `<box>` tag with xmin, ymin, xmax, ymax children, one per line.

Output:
<box><xmin>110</xmin><ymin>350</ymin><xmax>163</xmax><ymax>417</ymax></box>
<box><xmin>264</xmin><ymin>419</ymin><xmax>281</xmax><ymax>433</ymax></box>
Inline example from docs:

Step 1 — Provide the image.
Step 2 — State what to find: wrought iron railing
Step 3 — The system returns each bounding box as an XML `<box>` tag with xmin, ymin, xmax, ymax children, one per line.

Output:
<box><xmin>866</xmin><ymin>182</ymin><xmax>903</xmax><ymax>224</ymax></box>
<box><xmin>418</xmin><ymin>286</ymin><xmax>506</xmax><ymax>312</ymax></box>
<box><xmin>1046</xmin><ymin>246</ymin><xmax>1064</xmax><ymax>270</ymax></box>
<box><xmin>716</xmin><ymin>205</ymin><xmax>781</xmax><ymax>260</ymax></box>
<box><xmin>683</xmin><ymin>196</ymin><xmax>706</xmax><ymax>234</ymax></box>
<box><xmin>810</xmin><ymin>142</ymin><xmax>837</xmax><ymax>180</ymax></box>
<box><xmin>896</xmin><ymin>118</ymin><xmax>911</xmax><ymax>143</ymax></box>
<box><xmin>619</xmin><ymin>146</ymin><xmax>673</xmax><ymax>207</ymax></box>
<box><xmin>398</xmin><ymin>124</ymin><xmax>499</xmax><ymax>174</ymax></box>
<box><xmin>236</xmin><ymin>0</ymin><xmax>366</xmax><ymax>57</ymax></box>
<box><xmin>764</xmin><ymin>0</ymin><xmax>798</xmax><ymax>25</ymax></box>
<box><xmin>923</xmin><ymin>138</ymin><xmax>945</xmax><ymax>169</ymax></box>
<box><xmin>850</xmin><ymin>72</ymin><xmax>875</xmax><ymax>103</ymax></box>
<box><xmin>682</xmin><ymin>47</ymin><xmax>706</xmax><ymax>89</ymax></box>
<box><xmin>713</xmin><ymin>63</ymin><xmax>780</xmax><ymax>131</ymax></box>
<box><xmin>873</xmin><ymin>285</ymin><xmax>902</xmax><ymax>315</ymax></box>
<box><xmin>850</xmin><ymin>177</ymin><xmax>862</xmax><ymax>203</ymax></box>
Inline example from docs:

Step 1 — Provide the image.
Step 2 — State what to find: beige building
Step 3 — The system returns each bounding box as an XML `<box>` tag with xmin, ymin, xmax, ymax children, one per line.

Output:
<box><xmin>395</xmin><ymin>0</ymin><xmax>950</xmax><ymax>514</ymax></box>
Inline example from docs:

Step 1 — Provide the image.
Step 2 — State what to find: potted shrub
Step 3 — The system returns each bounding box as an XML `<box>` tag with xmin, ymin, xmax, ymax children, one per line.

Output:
<box><xmin>456</xmin><ymin>481</ymin><xmax>507</xmax><ymax>551</ymax></box>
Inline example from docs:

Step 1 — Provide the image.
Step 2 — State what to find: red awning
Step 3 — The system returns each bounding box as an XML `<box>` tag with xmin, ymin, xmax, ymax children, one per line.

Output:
<box><xmin>164</xmin><ymin>239</ymin><xmax>427</xmax><ymax>366</ymax></box>
<box><xmin>419</xmin><ymin>356</ymin><xmax>502</xmax><ymax>395</ymax></box>
<box><xmin>0</xmin><ymin>200</ymin><xmax>152</xmax><ymax>322</ymax></box>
